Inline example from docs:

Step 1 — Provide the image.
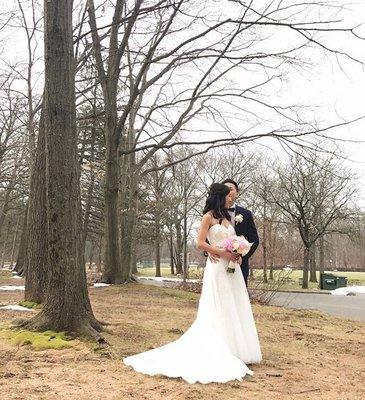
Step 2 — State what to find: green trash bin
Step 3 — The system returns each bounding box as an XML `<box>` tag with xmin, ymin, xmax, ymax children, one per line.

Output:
<box><xmin>320</xmin><ymin>273</ymin><xmax>347</xmax><ymax>290</ymax></box>
<box><xmin>320</xmin><ymin>274</ymin><xmax>337</xmax><ymax>290</ymax></box>
<box><xmin>336</xmin><ymin>276</ymin><xmax>347</xmax><ymax>288</ymax></box>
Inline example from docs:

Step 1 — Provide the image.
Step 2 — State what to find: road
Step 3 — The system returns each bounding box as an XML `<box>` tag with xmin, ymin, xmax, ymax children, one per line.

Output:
<box><xmin>137</xmin><ymin>277</ymin><xmax>365</xmax><ymax>322</ymax></box>
<box><xmin>268</xmin><ymin>291</ymin><xmax>365</xmax><ymax>322</ymax></box>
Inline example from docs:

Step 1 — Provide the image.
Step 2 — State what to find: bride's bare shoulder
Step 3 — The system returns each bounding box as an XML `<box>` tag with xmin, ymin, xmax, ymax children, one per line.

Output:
<box><xmin>201</xmin><ymin>211</ymin><xmax>213</xmax><ymax>224</ymax></box>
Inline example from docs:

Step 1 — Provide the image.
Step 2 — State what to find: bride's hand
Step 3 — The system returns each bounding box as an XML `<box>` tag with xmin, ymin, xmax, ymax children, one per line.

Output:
<box><xmin>220</xmin><ymin>250</ymin><xmax>239</xmax><ymax>262</ymax></box>
<box><xmin>208</xmin><ymin>252</ymin><xmax>220</xmax><ymax>263</ymax></box>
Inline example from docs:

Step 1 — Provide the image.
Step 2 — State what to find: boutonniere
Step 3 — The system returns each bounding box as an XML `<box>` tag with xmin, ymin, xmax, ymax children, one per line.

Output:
<box><xmin>234</xmin><ymin>214</ymin><xmax>244</xmax><ymax>224</ymax></box>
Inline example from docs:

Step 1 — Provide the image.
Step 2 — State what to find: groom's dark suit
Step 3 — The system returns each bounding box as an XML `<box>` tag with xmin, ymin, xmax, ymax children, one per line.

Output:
<box><xmin>230</xmin><ymin>205</ymin><xmax>259</xmax><ymax>287</ymax></box>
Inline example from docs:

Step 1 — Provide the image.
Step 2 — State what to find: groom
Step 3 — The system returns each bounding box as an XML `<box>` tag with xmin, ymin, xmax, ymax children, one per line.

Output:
<box><xmin>209</xmin><ymin>179</ymin><xmax>259</xmax><ymax>287</ymax></box>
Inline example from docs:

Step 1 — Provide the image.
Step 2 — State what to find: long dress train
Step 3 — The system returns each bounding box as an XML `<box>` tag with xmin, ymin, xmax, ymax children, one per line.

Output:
<box><xmin>123</xmin><ymin>223</ymin><xmax>262</xmax><ymax>384</ymax></box>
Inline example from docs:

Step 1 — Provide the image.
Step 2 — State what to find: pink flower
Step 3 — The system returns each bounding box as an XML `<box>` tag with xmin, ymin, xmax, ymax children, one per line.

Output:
<box><xmin>221</xmin><ymin>235</ymin><xmax>252</xmax><ymax>256</ymax></box>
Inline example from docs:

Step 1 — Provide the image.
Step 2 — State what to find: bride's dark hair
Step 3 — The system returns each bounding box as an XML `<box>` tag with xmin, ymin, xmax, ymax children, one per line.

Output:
<box><xmin>203</xmin><ymin>183</ymin><xmax>231</xmax><ymax>221</ymax></box>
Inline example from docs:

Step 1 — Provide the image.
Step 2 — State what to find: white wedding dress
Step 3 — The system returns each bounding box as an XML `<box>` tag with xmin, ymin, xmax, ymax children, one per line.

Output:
<box><xmin>123</xmin><ymin>223</ymin><xmax>262</xmax><ymax>384</ymax></box>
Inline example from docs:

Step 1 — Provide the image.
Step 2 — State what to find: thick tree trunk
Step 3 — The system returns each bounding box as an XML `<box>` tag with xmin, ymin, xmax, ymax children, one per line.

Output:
<box><xmin>309</xmin><ymin>242</ymin><xmax>317</xmax><ymax>283</ymax></box>
<box><xmin>22</xmin><ymin>0</ymin><xmax>101</xmax><ymax>337</ymax></box>
<box><xmin>102</xmin><ymin>131</ymin><xmax>122</xmax><ymax>283</ymax></box>
<box><xmin>24</xmin><ymin>113</ymin><xmax>48</xmax><ymax>303</ymax></box>
<box><xmin>119</xmin><ymin>139</ymin><xmax>138</xmax><ymax>281</ymax></box>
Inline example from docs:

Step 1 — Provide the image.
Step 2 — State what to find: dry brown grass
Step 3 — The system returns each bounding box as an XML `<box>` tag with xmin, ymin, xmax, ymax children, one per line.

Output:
<box><xmin>0</xmin><ymin>270</ymin><xmax>364</xmax><ymax>400</ymax></box>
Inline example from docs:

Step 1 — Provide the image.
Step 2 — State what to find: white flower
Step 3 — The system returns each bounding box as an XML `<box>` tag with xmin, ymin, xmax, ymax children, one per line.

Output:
<box><xmin>234</xmin><ymin>214</ymin><xmax>244</xmax><ymax>224</ymax></box>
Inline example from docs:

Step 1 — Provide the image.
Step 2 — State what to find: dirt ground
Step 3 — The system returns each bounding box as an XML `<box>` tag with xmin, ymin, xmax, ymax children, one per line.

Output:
<box><xmin>0</xmin><ymin>271</ymin><xmax>364</xmax><ymax>400</ymax></box>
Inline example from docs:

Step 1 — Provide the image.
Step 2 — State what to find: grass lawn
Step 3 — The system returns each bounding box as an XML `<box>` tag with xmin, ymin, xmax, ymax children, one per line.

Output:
<box><xmin>0</xmin><ymin>270</ymin><xmax>364</xmax><ymax>399</ymax></box>
<box><xmin>137</xmin><ymin>266</ymin><xmax>365</xmax><ymax>292</ymax></box>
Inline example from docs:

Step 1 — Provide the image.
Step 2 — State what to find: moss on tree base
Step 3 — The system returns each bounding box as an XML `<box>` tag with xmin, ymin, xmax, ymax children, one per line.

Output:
<box><xmin>0</xmin><ymin>328</ymin><xmax>73</xmax><ymax>350</ymax></box>
<box><xmin>18</xmin><ymin>301</ymin><xmax>42</xmax><ymax>310</ymax></box>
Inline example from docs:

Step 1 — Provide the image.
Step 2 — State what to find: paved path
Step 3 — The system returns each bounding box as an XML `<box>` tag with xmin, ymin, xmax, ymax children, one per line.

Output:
<box><xmin>268</xmin><ymin>291</ymin><xmax>365</xmax><ymax>322</ymax></box>
<box><xmin>137</xmin><ymin>277</ymin><xmax>365</xmax><ymax>322</ymax></box>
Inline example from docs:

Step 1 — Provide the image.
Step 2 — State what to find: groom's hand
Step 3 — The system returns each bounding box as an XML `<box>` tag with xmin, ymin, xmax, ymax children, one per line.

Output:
<box><xmin>208</xmin><ymin>252</ymin><xmax>220</xmax><ymax>263</ymax></box>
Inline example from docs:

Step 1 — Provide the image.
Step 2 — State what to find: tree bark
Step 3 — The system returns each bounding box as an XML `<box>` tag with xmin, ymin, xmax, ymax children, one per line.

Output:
<box><xmin>155</xmin><ymin>218</ymin><xmax>161</xmax><ymax>277</ymax></box>
<box><xmin>302</xmin><ymin>246</ymin><xmax>309</xmax><ymax>289</ymax></box>
<box><xmin>119</xmin><ymin>129</ymin><xmax>138</xmax><ymax>281</ymax></box>
<box><xmin>169</xmin><ymin>226</ymin><xmax>175</xmax><ymax>275</ymax></box>
<box><xmin>81</xmin><ymin>124</ymin><xmax>97</xmax><ymax>249</ymax></box>
<box><xmin>262</xmin><ymin>218</ymin><xmax>268</xmax><ymax>284</ymax></box>
<box><xmin>319</xmin><ymin>236</ymin><xmax>325</xmax><ymax>274</ymax></box>
<box><xmin>24</xmin><ymin>112</ymin><xmax>48</xmax><ymax>303</ymax></box>
<box><xmin>174</xmin><ymin>217</ymin><xmax>183</xmax><ymax>275</ymax></box>
<box><xmin>10</xmin><ymin>214</ymin><xmax>21</xmax><ymax>269</ymax></box>
<box><xmin>102</xmin><ymin>130</ymin><xmax>122</xmax><ymax>283</ymax></box>
<box><xmin>14</xmin><ymin>204</ymin><xmax>28</xmax><ymax>275</ymax></box>
<box><xmin>309</xmin><ymin>242</ymin><xmax>317</xmax><ymax>283</ymax></box>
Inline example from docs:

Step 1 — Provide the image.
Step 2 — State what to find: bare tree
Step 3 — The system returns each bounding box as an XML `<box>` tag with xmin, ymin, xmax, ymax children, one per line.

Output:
<box><xmin>270</xmin><ymin>151</ymin><xmax>356</xmax><ymax>288</ymax></box>
<box><xmin>20</xmin><ymin>0</ymin><xmax>101</xmax><ymax>338</ymax></box>
<box><xmin>83</xmin><ymin>0</ymin><xmax>365</xmax><ymax>283</ymax></box>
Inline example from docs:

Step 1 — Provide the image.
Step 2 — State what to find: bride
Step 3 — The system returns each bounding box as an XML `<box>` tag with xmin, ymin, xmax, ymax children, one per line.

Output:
<box><xmin>123</xmin><ymin>183</ymin><xmax>262</xmax><ymax>384</ymax></box>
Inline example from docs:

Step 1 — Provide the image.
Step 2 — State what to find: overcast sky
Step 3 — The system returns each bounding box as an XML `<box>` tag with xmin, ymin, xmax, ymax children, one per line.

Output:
<box><xmin>0</xmin><ymin>0</ymin><xmax>364</xmax><ymax>207</ymax></box>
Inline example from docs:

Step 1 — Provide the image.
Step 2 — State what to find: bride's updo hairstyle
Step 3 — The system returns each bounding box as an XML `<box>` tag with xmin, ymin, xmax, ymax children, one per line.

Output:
<box><xmin>203</xmin><ymin>183</ymin><xmax>231</xmax><ymax>221</ymax></box>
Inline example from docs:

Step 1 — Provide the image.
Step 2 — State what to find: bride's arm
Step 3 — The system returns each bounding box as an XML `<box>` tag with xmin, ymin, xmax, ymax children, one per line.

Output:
<box><xmin>196</xmin><ymin>213</ymin><xmax>224</xmax><ymax>256</ymax></box>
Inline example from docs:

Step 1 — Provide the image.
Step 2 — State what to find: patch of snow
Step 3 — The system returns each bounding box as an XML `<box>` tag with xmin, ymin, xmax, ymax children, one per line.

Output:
<box><xmin>0</xmin><ymin>285</ymin><xmax>25</xmax><ymax>291</ymax></box>
<box><xmin>0</xmin><ymin>305</ymin><xmax>34</xmax><ymax>312</ymax></box>
<box><xmin>137</xmin><ymin>276</ymin><xmax>200</xmax><ymax>283</ymax></box>
<box><xmin>331</xmin><ymin>286</ymin><xmax>365</xmax><ymax>296</ymax></box>
<box><xmin>92</xmin><ymin>283</ymin><xmax>110</xmax><ymax>287</ymax></box>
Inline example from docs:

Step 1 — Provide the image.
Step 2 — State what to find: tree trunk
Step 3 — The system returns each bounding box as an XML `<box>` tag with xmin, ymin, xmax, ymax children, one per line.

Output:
<box><xmin>97</xmin><ymin>236</ymin><xmax>103</xmax><ymax>273</ymax></box>
<box><xmin>10</xmin><ymin>214</ymin><xmax>21</xmax><ymax>269</ymax></box>
<box><xmin>174</xmin><ymin>217</ymin><xmax>183</xmax><ymax>274</ymax></box>
<box><xmin>182</xmin><ymin>199</ymin><xmax>188</xmax><ymax>282</ymax></box>
<box><xmin>309</xmin><ymin>242</ymin><xmax>317</xmax><ymax>282</ymax></box>
<box><xmin>155</xmin><ymin>219</ymin><xmax>161</xmax><ymax>277</ymax></box>
<box><xmin>119</xmin><ymin>135</ymin><xmax>138</xmax><ymax>281</ymax></box>
<box><xmin>319</xmin><ymin>235</ymin><xmax>325</xmax><ymax>274</ymax></box>
<box><xmin>269</xmin><ymin>263</ymin><xmax>274</xmax><ymax>280</ymax></box>
<box><xmin>302</xmin><ymin>246</ymin><xmax>309</xmax><ymax>289</ymax></box>
<box><xmin>14</xmin><ymin>204</ymin><xmax>28</xmax><ymax>275</ymax></box>
<box><xmin>22</xmin><ymin>0</ymin><xmax>101</xmax><ymax>337</ymax></box>
<box><xmin>81</xmin><ymin>125</ymin><xmax>96</xmax><ymax>249</ymax></box>
<box><xmin>169</xmin><ymin>226</ymin><xmax>175</xmax><ymax>275</ymax></box>
<box><xmin>269</xmin><ymin>223</ymin><xmax>277</xmax><ymax>280</ymax></box>
<box><xmin>262</xmin><ymin>219</ymin><xmax>268</xmax><ymax>284</ymax></box>
<box><xmin>0</xmin><ymin>219</ymin><xmax>11</xmax><ymax>267</ymax></box>
<box><xmin>131</xmin><ymin>252</ymin><xmax>137</xmax><ymax>274</ymax></box>
<box><xmin>102</xmin><ymin>131</ymin><xmax>122</xmax><ymax>283</ymax></box>
<box><xmin>24</xmin><ymin>112</ymin><xmax>48</xmax><ymax>303</ymax></box>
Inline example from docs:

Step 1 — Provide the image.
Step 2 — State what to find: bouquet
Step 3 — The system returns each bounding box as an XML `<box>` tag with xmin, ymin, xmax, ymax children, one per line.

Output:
<box><xmin>221</xmin><ymin>235</ymin><xmax>252</xmax><ymax>273</ymax></box>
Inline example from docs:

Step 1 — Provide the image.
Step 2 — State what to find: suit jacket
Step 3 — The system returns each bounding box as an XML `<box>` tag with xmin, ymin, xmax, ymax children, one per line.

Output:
<box><xmin>232</xmin><ymin>205</ymin><xmax>259</xmax><ymax>270</ymax></box>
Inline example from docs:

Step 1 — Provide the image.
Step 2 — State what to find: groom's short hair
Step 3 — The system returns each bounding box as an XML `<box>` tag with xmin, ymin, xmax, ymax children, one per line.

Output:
<box><xmin>222</xmin><ymin>179</ymin><xmax>239</xmax><ymax>191</ymax></box>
